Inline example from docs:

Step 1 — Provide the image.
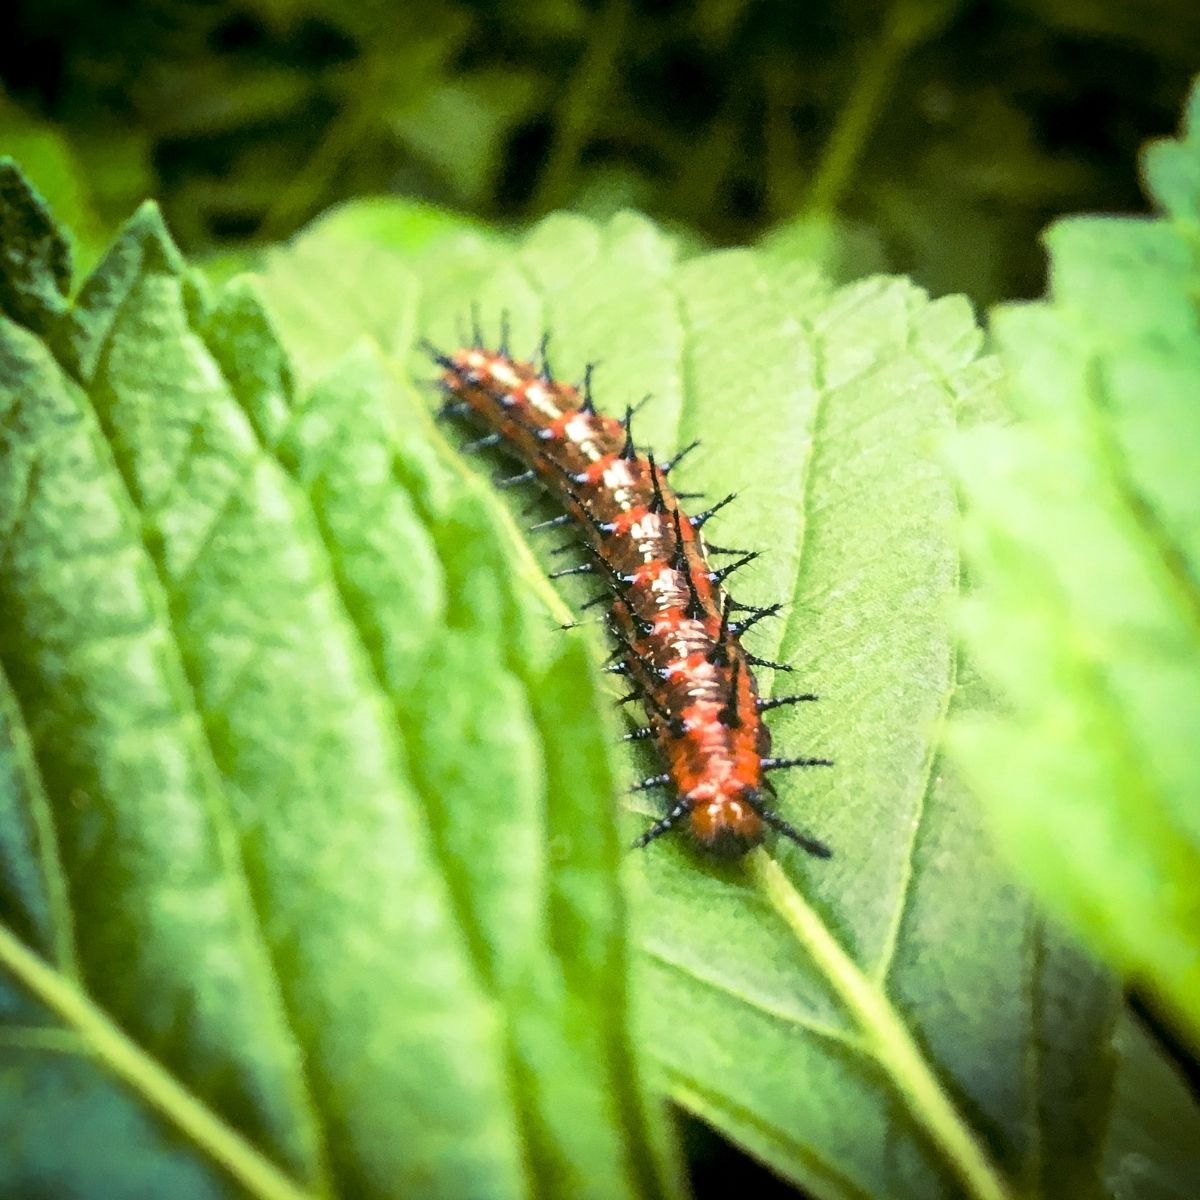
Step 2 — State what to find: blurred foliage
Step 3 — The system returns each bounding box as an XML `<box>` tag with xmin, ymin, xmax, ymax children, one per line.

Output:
<box><xmin>3</xmin><ymin>0</ymin><xmax>1199</xmax><ymax>308</ymax></box>
<box><xmin>950</xmin><ymin>79</ymin><xmax>1200</xmax><ymax>1052</ymax></box>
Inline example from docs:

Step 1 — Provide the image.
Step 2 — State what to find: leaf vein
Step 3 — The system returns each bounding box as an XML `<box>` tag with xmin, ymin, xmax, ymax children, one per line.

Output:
<box><xmin>644</xmin><ymin>940</ymin><xmax>866</xmax><ymax>1050</ymax></box>
<box><xmin>54</xmin><ymin>290</ymin><xmax>335</xmax><ymax>1196</ymax></box>
<box><xmin>0</xmin><ymin>663</ymin><xmax>81</xmax><ymax>980</ymax></box>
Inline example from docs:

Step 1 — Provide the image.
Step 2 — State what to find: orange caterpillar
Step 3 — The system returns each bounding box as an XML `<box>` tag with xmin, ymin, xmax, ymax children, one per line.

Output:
<box><xmin>427</xmin><ymin>325</ymin><xmax>831</xmax><ymax>858</ymax></box>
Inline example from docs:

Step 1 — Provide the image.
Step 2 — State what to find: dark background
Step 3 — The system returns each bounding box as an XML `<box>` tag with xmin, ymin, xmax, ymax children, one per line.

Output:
<box><xmin>3</xmin><ymin>0</ymin><xmax>1198</xmax><ymax>311</ymax></box>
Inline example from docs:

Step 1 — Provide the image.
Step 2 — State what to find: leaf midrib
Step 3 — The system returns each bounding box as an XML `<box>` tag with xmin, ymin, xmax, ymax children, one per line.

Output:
<box><xmin>696</xmin><ymin>286</ymin><xmax>1010</xmax><ymax>1200</ymax></box>
<box><xmin>0</xmin><ymin>921</ymin><xmax>316</xmax><ymax>1200</ymax></box>
<box><xmin>0</xmin><ymin>654</ymin><xmax>80</xmax><ymax>981</ymax></box>
<box><xmin>752</xmin><ymin>853</ymin><xmax>1012</xmax><ymax>1200</ymax></box>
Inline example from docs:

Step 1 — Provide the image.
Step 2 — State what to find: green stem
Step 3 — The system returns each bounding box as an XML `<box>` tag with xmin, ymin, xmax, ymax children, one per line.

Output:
<box><xmin>804</xmin><ymin>0</ymin><xmax>956</xmax><ymax>216</ymax></box>
<box><xmin>749</xmin><ymin>853</ymin><xmax>1012</xmax><ymax>1200</ymax></box>
<box><xmin>0</xmin><ymin>923</ymin><xmax>315</xmax><ymax>1200</ymax></box>
<box><xmin>528</xmin><ymin>0</ymin><xmax>630</xmax><ymax>216</ymax></box>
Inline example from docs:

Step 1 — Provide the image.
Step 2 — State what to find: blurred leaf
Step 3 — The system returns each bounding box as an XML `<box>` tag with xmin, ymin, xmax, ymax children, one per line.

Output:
<box><xmin>759</xmin><ymin>213</ymin><xmax>890</xmax><ymax>284</ymax></box>
<box><xmin>950</xmin><ymin>81</ymin><xmax>1200</xmax><ymax>1044</ymax></box>
<box><xmin>132</xmin><ymin>62</ymin><xmax>313</xmax><ymax>138</ymax></box>
<box><xmin>11</xmin><ymin>0</ymin><xmax>1192</xmax><ymax>307</ymax></box>
<box><xmin>1004</xmin><ymin>0</ymin><xmax>1200</xmax><ymax>64</ymax></box>
<box><xmin>296</xmin><ymin>196</ymin><xmax>500</xmax><ymax>252</ymax></box>
<box><xmin>1102</xmin><ymin>1010</ymin><xmax>1200</xmax><ymax>1200</ymax></box>
<box><xmin>0</xmin><ymin>161</ymin><xmax>676</xmax><ymax>1200</ymax></box>
<box><xmin>391</xmin><ymin>70</ymin><xmax>545</xmax><ymax>204</ymax></box>
<box><xmin>254</xmin><ymin>201</ymin><xmax>1128</xmax><ymax>1200</ymax></box>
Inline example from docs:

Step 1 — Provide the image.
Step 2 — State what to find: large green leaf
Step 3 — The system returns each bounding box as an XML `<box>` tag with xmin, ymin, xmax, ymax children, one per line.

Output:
<box><xmin>0</xmin><ymin>159</ymin><xmax>675</xmax><ymax>1200</ymax></box>
<box><xmin>949</xmin><ymin>80</ymin><xmax>1200</xmax><ymax>1047</ymax></box>
<box><xmin>253</xmin><ymin>200</ymin><xmax>1127</xmax><ymax>1199</ymax></box>
<box><xmin>5</xmin><ymin>155</ymin><xmax>1194</xmax><ymax>1200</ymax></box>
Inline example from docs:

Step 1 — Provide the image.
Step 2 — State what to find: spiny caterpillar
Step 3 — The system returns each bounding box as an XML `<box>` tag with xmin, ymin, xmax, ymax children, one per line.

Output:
<box><xmin>426</xmin><ymin>320</ymin><xmax>831</xmax><ymax>859</ymax></box>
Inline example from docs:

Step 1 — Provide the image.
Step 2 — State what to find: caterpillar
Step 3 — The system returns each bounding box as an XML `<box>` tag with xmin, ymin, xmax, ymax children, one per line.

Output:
<box><xmin>425</xmin><ymin>321</ymin><xmax>831</xmax><ymax>859</ymax></box>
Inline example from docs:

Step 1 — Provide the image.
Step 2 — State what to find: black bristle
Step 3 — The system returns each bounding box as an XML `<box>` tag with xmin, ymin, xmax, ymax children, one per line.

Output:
<box><xmin>536</xmin><ymin>332</ymin><xmax>552</xmax><ymax>381</ymax></box>
<box><xmin>570</xmin><ymin>497</ymin><xmax>610</xmax><ymax>541</ymax></box>
<box><xmin>669</xmin><ymin>505</ymin><xmax>706</xmax><ymax>619</ymax></box>
<box><xmin>745</xmin><ymin>794</ymin><xmax>832</xmax><ymax>858</ymax></box>
<box><xmin>662</xmin><ymin>440</ymin><xmax>700</xmax><ymax>475</ymax></box>
<box><xmin>758</xmin><ymin>693</ymin><xmax>819</xmax><ymax>712</ymax></box>
<box><xmin>495</xmin><ymin>469</ymin><xmax>537</xmax><ymax>489</ymax></box>
<box><xmin>608</xmin><ymin>626</ymin><xmax>657</xmax><ymax>672</ymax></box>
<box><xmin>710</xmin><ymin>551</ymin><xmax>759</xmax><ymax>585</ymax></box>
<box><xmin>762</xmin><ymin>756</ymin><xmax>834</xmax><ymax>772</ymax></box>
<box><xmin>580</xmin><ymin>363</ymin><xmax>597</xmax><ymax>414</ymax></box>
<box><xmin>470</xmin><ymin>302</ymin><xmax>484</xmax><ymax>349</ymax></box>
<box><xmin>630</xmin><ymin>773</ymin><xmax>671</xmax><ymax>793</ymax></box>
<box><xmin>746</xmin><ymin>654</ymin><xmax>795</xmax><ymax>672</ymax></box>
<box><xmin>549</xmin><ymin>562</ymin><xmax>597</xmax><ymax>579</ymax></box>
<box><xmin>436</xmin><ymin>400</ymin><xmax>471</xmax><ymax>422</ymax></box>
<box><xmin>708</xmin><ymin>593</ymin><xmax>734</xmax><ymax>666</ymax></box>
<box><xmin>646</xmin><ymin>453</ymin><xmax>667</xmax><ymax>514</ymax></box>
<box><xmin>730</xmin><ymin>603</ymin><xmax>783</xmax><ymax>636</ymax></box>
<box><xmin>632</xmin><ymin>800</ymin><xmax>690</xmax><ymax>849</ymax></box>
<box><xmin>421</xmin><ymin>339</ymin><xmax>457</xmax><ymax>372</ymax></box>
<box><xmin>691</xmin><ymin>492</ymin><xmax>737</xmax><ymax>529</ymax></box>
<box><xmin>703</xmin><ymin>542</ymin><xmax>754</xmax><ymax>557</ymax></box>
<box><xmin>462</xmin><ymin>432</ymin><xmax>503</xmax><ymax>454</ymax></box>
<box><xmin>498</xmin><ymin>310</ymin><xmax>512</xmax><ymax>357</ymax></box>
<box><xmin>620</xmin><ymin>405</ymin><xmax>637</xmax><ymax>460</ymax></box>
<box><xmin>528</xmin><ymin>513</ymin><xmax>573</xmax><ymax>534</ymax></box>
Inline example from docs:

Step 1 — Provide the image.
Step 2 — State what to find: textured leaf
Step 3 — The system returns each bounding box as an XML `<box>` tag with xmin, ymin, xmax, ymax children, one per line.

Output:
<box><xmin>0</xmin><ymin>161</ymin><xmax>674</xmax><ymax>1200</ymax></box>
<box><xmin>1102</xmin><ymin>1011</ymin><xmax>1200</xmax><ymax>1200</ymax></box>
<box><xmin>0</xmin><ymin>102</ymin><xmax>111</xmax><ymax>274</ymax></box>
<box><xmin>254</xmin><ymin>200</ymin><xmax>1125</xmax><ymax>1200</ymax></box>
<box><xmin>949</xmin><ymin>79</ymin><xmax>1200</xmax><ymax>1045</ymax></box>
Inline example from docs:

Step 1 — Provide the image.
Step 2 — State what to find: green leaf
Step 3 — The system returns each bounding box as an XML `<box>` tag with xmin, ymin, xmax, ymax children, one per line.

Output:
<box><xmin>0</xmin><ymin>98</ymin><xmax>111</xmax><ymax>275</ymax></box>
<box><xmin>0</xmin><ymin>161</ymin><xmax>675</xmax><ymax>1200</ymax></box>
<box><xmin>1103</xmin><ymin>1011</ymin><xmax>1200</xmax><ymax>1200</ymax></box>
<box><xmin>391</xmin><ymin>70</ymin><xmax>546</xmax><ymax>204</ymax></box>
<box><xmin>949</xmin><ymin>79</ymin><xmax>1200</xmax><ymax>1045</ymax></box>
<box><xmin>254</xmin><ymin>201</ymin><xmax>1127</xmax><ymax>1199</ymax></box>
<box><xmin>0</xmin><ymin>154</ymin><xmax>72</xmax><ymax>333</ymax></box>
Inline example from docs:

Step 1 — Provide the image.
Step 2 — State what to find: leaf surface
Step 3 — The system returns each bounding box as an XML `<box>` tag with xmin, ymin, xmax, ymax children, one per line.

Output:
<box><xmin>254</xmin><ymin>200</ymin><xmax>1124</xmax><ymax>1200</ymax></box>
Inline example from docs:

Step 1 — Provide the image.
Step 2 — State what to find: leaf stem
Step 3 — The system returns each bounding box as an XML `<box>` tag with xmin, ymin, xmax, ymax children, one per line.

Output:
<box><xmin>749</xmin><ymin>852</ymin><xmax>1012</xmax><ymax>1200</ymax></box>
<box><xmin>527</xmin><ymin>0</ymin><xmax>630</xmax><ymax>216</ymax></box>
<box><xmin>804</xmin><ymin>0</ymin><xmax>958</xmax><ymax>216</ymax></box>
<box><xmin>0</xmin><ymin>923</ymin><xmax>316</xmax><ymax>1200</ymax></box>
